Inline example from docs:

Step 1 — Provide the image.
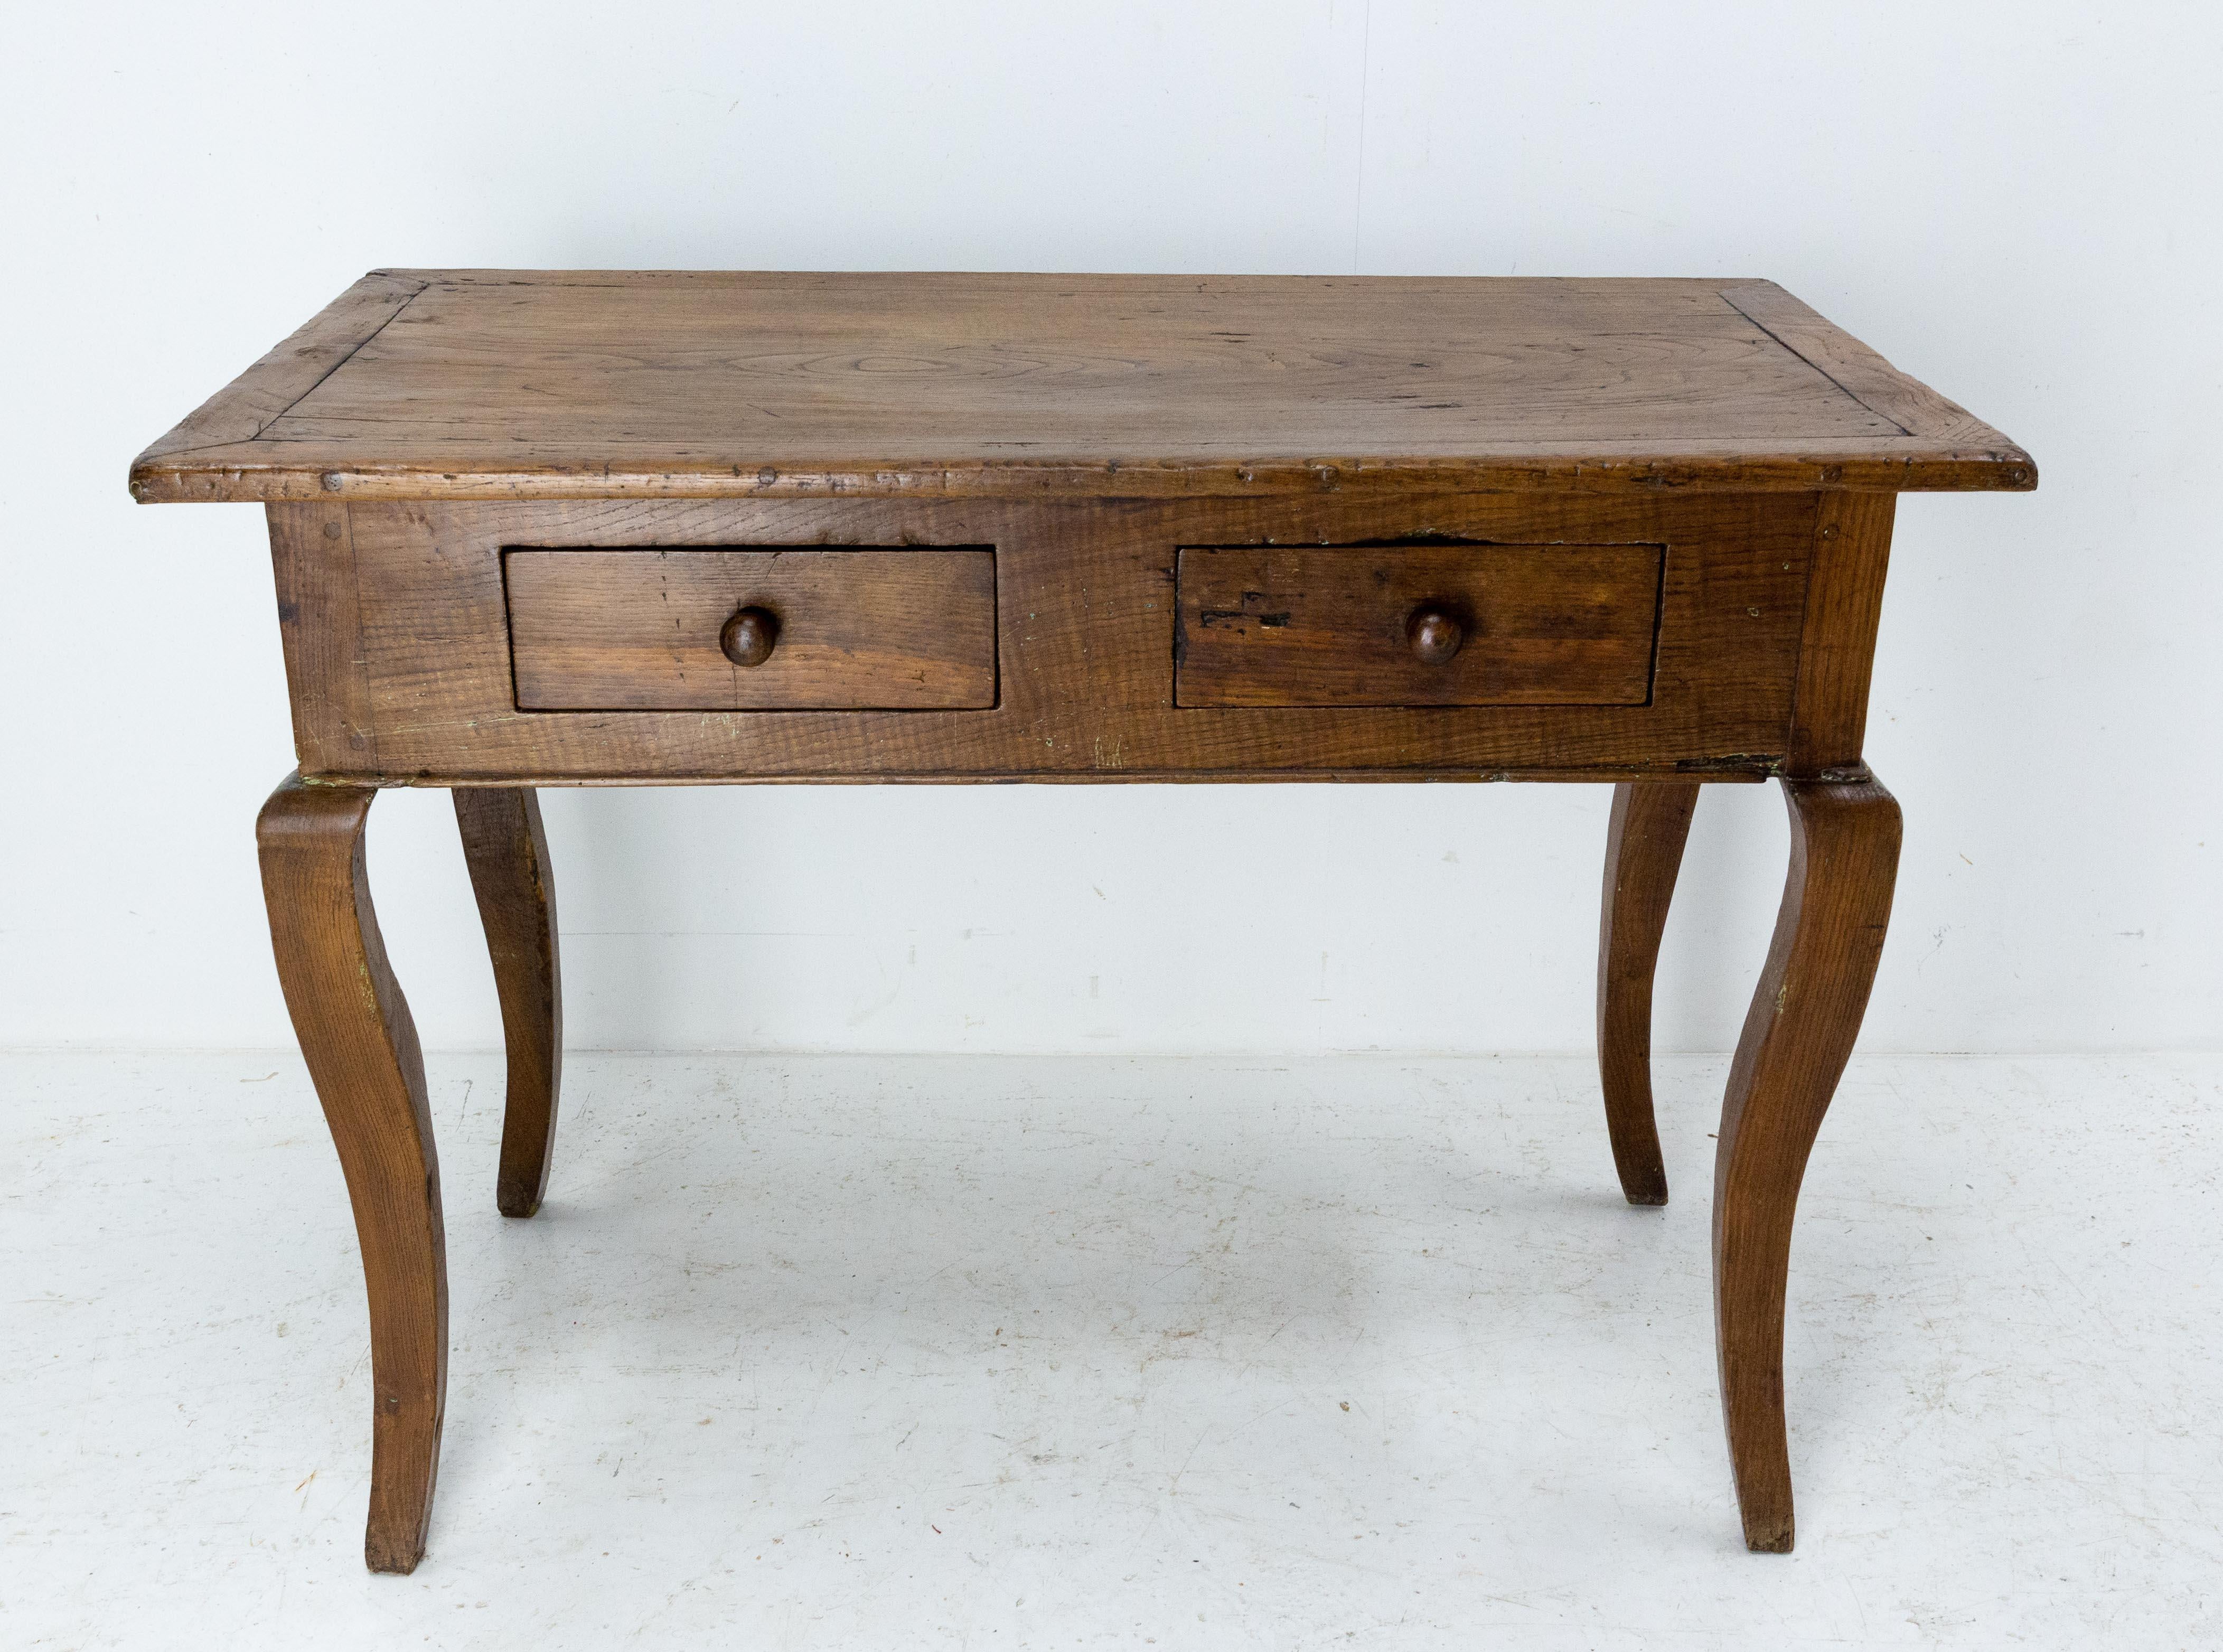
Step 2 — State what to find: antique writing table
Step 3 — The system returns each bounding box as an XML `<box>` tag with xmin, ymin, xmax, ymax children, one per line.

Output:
<box><xmin>132</xmin><ymin>271</ymin><xmax>2034</xmax><ymax>1571</ymax></box>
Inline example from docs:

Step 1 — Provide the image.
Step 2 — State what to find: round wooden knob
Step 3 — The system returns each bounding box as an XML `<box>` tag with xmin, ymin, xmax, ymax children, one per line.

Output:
<box><xmin>719</xmin><ymin>606</ymin><xmax>780</xmax><ymax>667</ymax></box>
<box><xmin>1405</xmin><ymin>604</ymin><xmax>1463</xmax><ymax>665</ymax></box>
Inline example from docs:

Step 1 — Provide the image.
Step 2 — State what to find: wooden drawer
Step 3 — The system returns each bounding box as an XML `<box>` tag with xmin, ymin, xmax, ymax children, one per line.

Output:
<box><xmin>1174</xmin><ymin>542</ymin><xmax>1663</xmax><ymax>708</ymax></box>
<box><xmin>505</xmin><ymin>548</ymin><xmax>997</xmax><ymax>711</ymax></box>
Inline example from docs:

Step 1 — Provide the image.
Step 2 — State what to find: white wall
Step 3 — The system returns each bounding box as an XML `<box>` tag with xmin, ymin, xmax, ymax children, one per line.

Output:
<box><xmin>5</xmin><ymin>1</ymin><xmax>2217</xmax><ymax>1054</ymax></box>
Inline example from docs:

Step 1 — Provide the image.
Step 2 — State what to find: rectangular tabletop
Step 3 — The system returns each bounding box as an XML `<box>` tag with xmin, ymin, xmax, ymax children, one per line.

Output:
<box><xmin>131</xmin><ymin>271</ymin><xmax>2032</xmax><ymax>504</ymax></box>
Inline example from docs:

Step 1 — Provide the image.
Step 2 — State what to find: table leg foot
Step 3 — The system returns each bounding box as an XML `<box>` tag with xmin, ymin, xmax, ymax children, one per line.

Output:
<box><xmin>258</xmin><ymin>773</ymin><xmax>446</xmax><ymax>1575</ymax></box>
<box><xmin>1596</xmin><ymin>780</ymin><xmax>1701</xmax><ymax>1206</ymax></box>
<box><xmin>453</xmin><ymin>788</ymin><xmax>564</xmax><ymax>1218</ymax></box>
<box><xmin>1714</xmin><ymin>768</ymin><xmax>1900</xmax><ymax>1553</ymax></box>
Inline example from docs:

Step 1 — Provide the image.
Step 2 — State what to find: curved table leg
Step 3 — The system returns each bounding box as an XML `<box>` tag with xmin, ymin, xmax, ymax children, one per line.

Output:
<box><xmin>258</xmin><ymin>773</ymin><xmax>446</xmax><ymax>1574</ymax></box>
<box><xmin>453</xmin><ymin>788</ymin><xmax>564</xmax><ymax>1218</ymax></box>
<box><xmin>1596</xmin><ymin>780</ymin><xmax>1702</xmax><ymax>1205</ymax></box>
<box><xmin>1714</xmin><ymin>767</ymin><xmax>1900</xmax><ymax>1552</ymax></box>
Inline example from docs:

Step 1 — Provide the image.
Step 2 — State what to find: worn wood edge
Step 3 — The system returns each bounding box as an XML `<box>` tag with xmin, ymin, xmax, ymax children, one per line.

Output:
<box><xmin>366</xmin><ymin>268</ymin><xmax>1757</xmax><ymax>289</ymax></box>
<box><xmin>126</xmin><ymin>447</ymin><xmax>2036</xmax><ymax>504</ymax></box>
<box><xmin>129</xmin><ymin>272</ymin><xmax>428</xmax><ymax>490</ymax></box>
<box><xmin>1718</xmin><ymin>282</ymin><xmax>2036</xmax><ymax>486</ymax></box>
<box><xmin>303</xmin><ymin>767</ymin><xmax>1776</xmax><ymax>788</ymax></box>
<box><xmin>132</xmin><ymin>269</ymin><xmax>2036</xmax><ymax>503</ymax></box>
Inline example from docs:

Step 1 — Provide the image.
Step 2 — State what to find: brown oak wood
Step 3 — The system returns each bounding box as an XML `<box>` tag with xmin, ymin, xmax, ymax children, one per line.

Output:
<box><xmin>265</xmin><ymin>491</ymin><xmax>1805</xmax><ymax>784</ymax></box>
<box><xmin>267</xmin><ymin>502</ymin><xmax>378</xmax><ymax>771</ymax></box>
<box><xmin>1714</xmin><ymin>768</ymin><xmax>1901</xmax><ymax>1552</ymax></box>
<box><xmin>1596</xmin><ymin>779</ymin><xmax>1703</xmax><ymax>1206</ymax></box>
<box><xmin>1716</xmin><ymin>285</ymin><xmax>2031</xmax><ymax>470</ymax></box>
<box><xmin>505</xmin><ymin>547</ymin><xmax>997</xmax><ymax>711</ymax></box>
<box><xmin>257</xmin><ymin>774</ymin><xmax>445</xmax><ymax>1574</ymax></box>
<box><xmin>1174</xmin><ymin>542</ymin><xmax>1662</xmax><ymax>708</ymax></box>
<box><xmin>135</xmin><ymin>272</ymin><xmax>2036</xmax><ymax>1564</ymax></box>
<box><xmin>138</xmin><ymin>273</ymin><xmax>427</xmax><ymax>471</ymax></box>
<box><xmin>453</xmin><ymin>788</ymin><xmax>564</xmax><ymax>1218</ymax></box>
<box><xmin>129</xmin><ymin>273</ymin><xmax>2034</xmax><ymax>505</ymax></box>
<box><xmin>1787</xmin><ymin>492</ymin><xmax>1897</xmax><ymax>776</ymax></box>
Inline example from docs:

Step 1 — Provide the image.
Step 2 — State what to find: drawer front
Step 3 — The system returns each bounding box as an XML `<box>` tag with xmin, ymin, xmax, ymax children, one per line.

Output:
<box><xmin>506</xmin><ymin>548</ymin><xmax>996</xmax><ymax>711</ymax></box>
<box><xmin>1174</xmin><ymin>542</ymin><xmax>1663</xmax><ymax>708</ymax></box>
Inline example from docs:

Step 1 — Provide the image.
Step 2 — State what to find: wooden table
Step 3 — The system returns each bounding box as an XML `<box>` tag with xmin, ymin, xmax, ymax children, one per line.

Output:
<box><xmin>133</xmin><ymin>271</ymin><xmax>2034</xmax><ymax>1571</ymax></box>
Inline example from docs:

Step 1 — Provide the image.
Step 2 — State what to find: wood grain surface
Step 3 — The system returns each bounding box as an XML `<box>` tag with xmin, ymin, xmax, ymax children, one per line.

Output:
<box><xmin>453</xmin><ymin>788</ymin><xmax>564</xmax><ymax>1218</ymax></box>
<box><xmin>1787</xmin><ymin>492</ymin><xmax>1896</xmax><ymax>775</ymax></box>
<box><xmin>1596</xmin><ymin>780</ymin><xmax>1703</xmax><ymax>1206</ymax></box>
<box><xmin>256</xmin><ymin>774</ymin><xmax>446</xmax><ymax>1574</ymax></box>
<box><xmin>1175</xmin><ymin>542</ymin><xmax>1662</xmax><ymax>708</ymax></box>
<box><xmin>506</xmin><ymin>548</ymin><xmax>997</xmax><ymax>710</ymax></box>
<box><xmin>137</xmin><ymin>273</ymin><xmax>428</xmax><ymax>469</ymax></box>
<box><xmin>268</xmin><ymin>492</ymin><xmax>1808</xmax><ymax>783</ymax></box>
<box><xmin>1713</xmin><ymin>768</ymin><xmax>1902</xmax><ymax>1552</ymax></box>
<box><xmin>130</xmin><ymin>273</ymin><xmax>2034</xmax><ymax>503</ymax></box>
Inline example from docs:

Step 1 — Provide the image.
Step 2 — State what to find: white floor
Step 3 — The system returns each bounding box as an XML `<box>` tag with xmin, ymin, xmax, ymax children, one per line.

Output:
<box><xmin>5</xmin><ymin>1052</ymin><xmax>2220</xmax><ymax>1649</ymax></box>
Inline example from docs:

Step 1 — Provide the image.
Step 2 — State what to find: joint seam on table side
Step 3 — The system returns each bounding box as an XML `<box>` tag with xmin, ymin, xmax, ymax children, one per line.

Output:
<box><xmin>1779</xmin><ymin>495</ymin><xmax>1831</xmax><ymax>776</ymax></box>
<box><xmin>342</xmin><ymin>506</ymin><xmax>384</xmax><ymax>776</ymax></box>
<box><xmin>1643</xmin><ymin>542</ymin><xmax>1668</xmax><ymax>710</ymax></box>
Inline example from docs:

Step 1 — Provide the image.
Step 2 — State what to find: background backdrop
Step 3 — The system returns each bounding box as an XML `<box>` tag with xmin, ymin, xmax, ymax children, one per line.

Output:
<box><xmin>6</xmin><ymin>0</ymin><xmax>2216</xmax><ymax>1054</ymax></box>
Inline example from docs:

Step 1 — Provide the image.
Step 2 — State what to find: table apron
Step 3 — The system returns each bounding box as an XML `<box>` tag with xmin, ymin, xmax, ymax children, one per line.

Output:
<box><xmin>267</xmin><ymin>492</ymin><xmax>1856</xmax><ymax>785</ymax></box>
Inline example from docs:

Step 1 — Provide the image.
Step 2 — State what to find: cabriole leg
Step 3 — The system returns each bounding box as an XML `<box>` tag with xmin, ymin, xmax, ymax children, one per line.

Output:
<box><xmin>453</xmin><ymin>788</ymin><xmax>564</xmax><ymax>1218</ymax></box>
<box><xmin>258</xmin><ymin>773</ymin><xmax>446</xmax><ymax>1574</ymax></box>
<box><xmin>1713</xmin><ymin>768</ymin><xmax>1900</xmax><ymax>1552</ymax></box>
<box><xmin>1596</xmin><ymin>779</ymin><xmax>1702</xmax><ymax>1205</ymax></box>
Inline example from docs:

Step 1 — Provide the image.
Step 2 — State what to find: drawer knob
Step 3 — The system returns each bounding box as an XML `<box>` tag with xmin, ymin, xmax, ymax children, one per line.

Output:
<box><xmin>719</xmin><ymin>605</ymin><xmax>780</xmax><ymax>668</ymax></box>
<box><xmin>1405</xmin><ymin>604</ymin><xmax>1464</xmax><ymax>665</ymax></box>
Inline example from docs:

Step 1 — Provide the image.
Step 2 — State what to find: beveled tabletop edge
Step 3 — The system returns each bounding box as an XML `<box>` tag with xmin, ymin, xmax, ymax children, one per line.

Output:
<box><xmin>129</xmin><ymin>269</ymin><xmax>2037</xmax><ymax>504</ymax></box>
<box><xmin>134</xmin><ymin>272</ymin><xmax>428</xmax><ymax>470</ymax></box>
